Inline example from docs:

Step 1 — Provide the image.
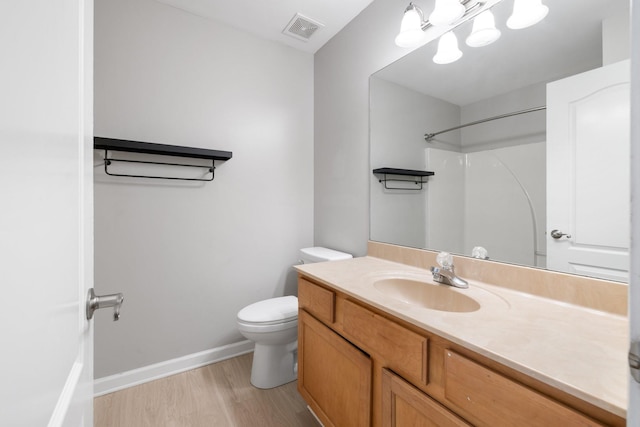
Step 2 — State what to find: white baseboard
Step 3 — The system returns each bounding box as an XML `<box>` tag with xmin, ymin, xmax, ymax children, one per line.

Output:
<box><xmin>94</xmin><ymin>340</ymin><xmax>254</xmax><ymax>397</ymax></box>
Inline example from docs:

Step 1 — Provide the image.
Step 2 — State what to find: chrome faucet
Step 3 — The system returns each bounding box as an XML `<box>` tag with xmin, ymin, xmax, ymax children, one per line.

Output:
<box><xmin>431</xmin><ymin>252</ymin><xmax>468</xmax><ymax>289</ymax></box>
<box><xmin>430</xmin><ymin>265</ymin><xmax>469</xmax><ymax>288</ymax></box>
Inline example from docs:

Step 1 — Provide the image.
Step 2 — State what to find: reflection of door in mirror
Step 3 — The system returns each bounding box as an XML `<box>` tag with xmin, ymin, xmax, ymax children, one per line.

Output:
<box><xmin>547</xmin><ymin>60</ymin><xmax>630</xmax><ymax>282</ymax></box>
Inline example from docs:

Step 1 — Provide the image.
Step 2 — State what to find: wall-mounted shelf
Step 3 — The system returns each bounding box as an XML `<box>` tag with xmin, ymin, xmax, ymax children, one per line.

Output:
<box><xmin>94</xmin><ymin>137</ymin><xmax>232</xmax><ymax>182</ymax></box>
<box><xmin>372</xmin><ymin>167</ymin><xmax>434</xmax><ymax>190</ymax></box>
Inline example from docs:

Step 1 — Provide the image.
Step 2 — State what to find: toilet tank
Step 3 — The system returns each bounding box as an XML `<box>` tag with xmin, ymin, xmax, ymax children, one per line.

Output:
<box><xmin>299</xmin><ymin>247</ymin><xmax>352</xmax><ymax>264</ymax></box>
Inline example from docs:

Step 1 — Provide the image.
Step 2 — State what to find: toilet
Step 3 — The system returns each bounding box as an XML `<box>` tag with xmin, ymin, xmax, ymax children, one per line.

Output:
<box><xmin>237</xmin><ymin>247</ymin><xmax>352</xmax><ymax>389</ymax></box>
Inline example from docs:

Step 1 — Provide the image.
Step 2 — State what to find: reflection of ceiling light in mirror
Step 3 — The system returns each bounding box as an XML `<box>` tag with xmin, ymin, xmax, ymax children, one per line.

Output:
<box><xmin>433</xmin><ymin>32</ymin><xmax>463</xmax><ymax>64</ymax></box>
<box><xmin>429</xmin><ymin>0</ymin><xmax>465</xmax><ymax>27</ymax></box>
<box><xmin>466</xmin><ymin>10</ymin><xmax>501</xmax><ymax>47</ymax></box>
<box><xmin>395</xmin><ymin>3</ymin><xmax>428</xmax><ymax>48</ymax></box>
<box><xmin>507</xmin><ymin>0</ymin><xmax>549</xmax><ymax>29</ymax></box>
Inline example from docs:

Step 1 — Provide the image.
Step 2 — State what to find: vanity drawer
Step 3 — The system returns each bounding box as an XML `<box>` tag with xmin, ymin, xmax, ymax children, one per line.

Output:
<box><xmin>443</xmin><ymin>350</ymin><xmax>603</xmax><ymax>427</ymax></box>
<box><xmin>298</xmin><ymin>277</ymin><xmax>335</xmax><ymax>324</ymax></box>
<box><xmin>343</xmin><ymin>299</ymin><xmax>428</xmax><ymax>384</ymax></box>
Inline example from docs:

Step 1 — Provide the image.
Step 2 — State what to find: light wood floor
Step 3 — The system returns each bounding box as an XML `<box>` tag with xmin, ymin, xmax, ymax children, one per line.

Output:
<box><xmin>94</xmin><ymin>353</ymin><xmax>319</xmax><ymax>427</ymax></box>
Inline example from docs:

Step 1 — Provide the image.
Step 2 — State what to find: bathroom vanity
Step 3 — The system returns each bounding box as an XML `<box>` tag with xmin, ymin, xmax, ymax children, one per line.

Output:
<box><xmin>294</xmin><ymin>243</ymin><xmax>627</xmax><ymax>427</ymax></box>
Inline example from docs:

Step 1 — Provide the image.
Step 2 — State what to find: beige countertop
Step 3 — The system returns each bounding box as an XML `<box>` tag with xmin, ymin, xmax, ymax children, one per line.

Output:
<box><xmin>295</xmin><ymin>256</ymin><xmax>629</xmax><ymax>418</ymax></box>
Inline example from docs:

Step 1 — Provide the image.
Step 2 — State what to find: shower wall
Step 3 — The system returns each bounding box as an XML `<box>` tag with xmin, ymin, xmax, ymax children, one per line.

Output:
<box><xmin>425</xmin><ymin>149</ymin><xmax>465</xmax><ymax>254</ymax></box>
<box><xmin>465</xmin><ymin>143</ymin><xmax>546</xmax><ymax>266</ymax></box>
<box><xmin>426</xmin><ymin>143</ymin><xmax>546</xmax><ymax>266</ymax></box>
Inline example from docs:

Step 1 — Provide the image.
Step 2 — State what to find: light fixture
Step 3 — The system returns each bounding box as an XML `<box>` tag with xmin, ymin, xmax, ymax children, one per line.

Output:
<box><xmin>395</xmin><ymin>0</ymin><xmax>476</xmax><ymax>48</ymax></box>
<box><xmin>433</xmin><ymin>32</ymin><xmax>463</xmax><ymax>64</ymax></box>
<box><xmin>394</xmin><ymin>1</ymin><xmax>550</xmax><ymax>65</ymax></box>
<box><xmin>429</xmin><ymin>0</ymin><xmax>466</xmax><ymax>27</ymax></box>
<box><xmin>395</xmin><ymin>3</ymin><xmax>428</xmax><ymax>48</ymax></box>
<box><xmin>466</xmin><ymin>10</ymin><xmax>501</xmax><ymax>47</ymax></box>
<box><xmin>506</xmin><ymin>0</ymin><xmax>549</xmax><ymax>30</ymax></box>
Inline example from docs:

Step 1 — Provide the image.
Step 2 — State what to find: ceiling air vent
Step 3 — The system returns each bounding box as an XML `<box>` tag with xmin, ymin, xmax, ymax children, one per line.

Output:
<box><xmin>282</xmin><ymin>13</ymin><xmax>324</xmax><ymax>42</ymax></box>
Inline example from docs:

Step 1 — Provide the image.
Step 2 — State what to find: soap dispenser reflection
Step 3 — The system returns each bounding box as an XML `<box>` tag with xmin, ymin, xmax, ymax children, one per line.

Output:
<box><xmin>471</xmin><ymin>246</ymin><xmax>489</xmax><ymax>260</ymax></box>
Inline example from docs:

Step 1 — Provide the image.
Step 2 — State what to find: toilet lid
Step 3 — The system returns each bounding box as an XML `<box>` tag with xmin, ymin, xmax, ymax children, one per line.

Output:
<box><xmin>237</xmin><ymin>296</ymin><xmax>298</xmax><ymax>324</ymax></box>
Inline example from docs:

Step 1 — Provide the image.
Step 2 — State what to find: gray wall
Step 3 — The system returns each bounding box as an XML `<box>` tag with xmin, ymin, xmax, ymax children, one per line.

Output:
<box><xmin>94</xmin><ymin>0</ymin><xmax>314</xmax><ymax>378</ymax></box>
<box><xmin>313</xmin><ymin>0</ymin><xmax>427</xmax><ymax>257</ymax></box>
<box><xmin>370</xmin><ymin>77</ymin><xmax>460</xmax><ymax>248</ymax></box>
<box><xmin>460</xmin><ymin>82</ymin><xmax>547</xmax><ymax>150</ymax></box>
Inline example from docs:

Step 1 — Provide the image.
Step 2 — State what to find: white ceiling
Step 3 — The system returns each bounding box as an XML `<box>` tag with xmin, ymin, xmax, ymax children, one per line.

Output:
<box><xmin>374</xmin><ymin>0</ymin><xmax>629</xmax><ymax>106</ymax></box>
<box><xmin>155</xmin><ymin>0</ymin><xmax>376</xmax><ymax>53</ymax></box>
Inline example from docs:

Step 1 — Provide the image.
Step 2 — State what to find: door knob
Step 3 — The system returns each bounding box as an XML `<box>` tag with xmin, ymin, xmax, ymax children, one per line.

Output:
<box><xmin>550</xmin><ymin>229</ymin><xmax>571</xmax><ymax>239</ymax></box>
<box><xmin>86</xmin><ymin>288</ymin><xmax>124</xmax><ymax>321</ymax></box>
<box><xmin>630</xmin><ymin>341</ymin><xmax>640</xmax><ymax>383</ymax></box>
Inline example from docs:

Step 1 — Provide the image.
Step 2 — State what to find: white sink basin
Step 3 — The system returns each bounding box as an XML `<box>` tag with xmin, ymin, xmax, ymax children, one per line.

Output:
<box><xmin>373</xmin><ymin>278</ymin><xmax>481</xmax><ymax>313</ymax></box>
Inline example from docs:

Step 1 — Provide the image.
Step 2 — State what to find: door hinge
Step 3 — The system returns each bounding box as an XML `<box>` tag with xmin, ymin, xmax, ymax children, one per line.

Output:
<box><xmin>630</xmin><ymin>341</ymin><xmax>640</xmax><ymax>383</ymax></box>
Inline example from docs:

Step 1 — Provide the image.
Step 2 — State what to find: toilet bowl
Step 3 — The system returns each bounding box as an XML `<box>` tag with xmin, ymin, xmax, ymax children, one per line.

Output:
<box><xmin>237</xmin><ymin>296</ymin><xmax>299</xmax><ymax>389</ymax></box>
<box><xmin>237</xmin><ymin>247</ymin><xmax>352</xmax><ymax>389</ymax></box>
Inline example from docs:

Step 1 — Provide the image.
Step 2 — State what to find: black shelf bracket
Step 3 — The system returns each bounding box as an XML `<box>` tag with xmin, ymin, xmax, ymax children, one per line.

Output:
<box><xmin>94</xmin><ymin>137</ymin><xmax>232</xmax><ymax>182</ymax></box>
<box><xmin>372</xmin><ymin>167</ymin><xmax>435</xmax><ymax>191</ymax></box>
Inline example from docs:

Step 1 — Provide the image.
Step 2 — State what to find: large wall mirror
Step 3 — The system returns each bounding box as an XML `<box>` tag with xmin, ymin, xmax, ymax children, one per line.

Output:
<box><xmin>370</xmin><ymin>0</ymin><xmax>630</xmax><ymax>282</ymax></box>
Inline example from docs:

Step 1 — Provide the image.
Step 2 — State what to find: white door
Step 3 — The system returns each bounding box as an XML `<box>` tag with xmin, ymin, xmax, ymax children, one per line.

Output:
<box><xmin>629</xmin><ymin>0</ymin><xmax>640</xmax><ymax>423</ymax></box>
<box><xmin>546</xmin><ymin>60</ymin><xmax>630</xmax><ymax>282</ymax></box>
<box><xmin>0</xmin><ymin>1</ymin><xmax>94</xmax><ymax>426</ymax></box>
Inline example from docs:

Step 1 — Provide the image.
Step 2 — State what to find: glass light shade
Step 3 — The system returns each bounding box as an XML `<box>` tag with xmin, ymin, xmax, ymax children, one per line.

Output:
<box><xmin>395</xmin><ymin>4</ymin><xmax>427</xmax><ymax>48</ymax></box>
<box><xmin>507</xmin><ymin>0</ymin><xmax>549</xmax><ymax>29</ymax></box>
<box><xmin>429</xmin><ymin>0</ymin><xmax>465</xmax><ymax>27</ymax></box>
<box><xmin>433</xmin><ymin>32</ymin><xmax>463</xmax><ymax>64</ymax></box>
<box><xmin>466</xmin><ymin>10</ymin><xmax>501</xmax><ymax>47</ymax></box>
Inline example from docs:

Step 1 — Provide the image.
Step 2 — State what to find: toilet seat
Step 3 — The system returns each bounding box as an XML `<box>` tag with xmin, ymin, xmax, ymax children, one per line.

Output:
<box><xmin>237</xmin><ymin>317</ymin><xmax>297</xmax><ymax>334</ymax></box>
<box><xmin>237</xmin><ymin>295</ymin><xmax>298</xmax><ymax>325</ymax></box>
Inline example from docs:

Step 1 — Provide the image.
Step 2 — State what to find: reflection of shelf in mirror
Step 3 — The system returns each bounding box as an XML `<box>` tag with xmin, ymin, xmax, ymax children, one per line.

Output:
<box><xmin>373</xmin><ymin>168</ymin><xmax>435</xmax><ymax>191</ymax></box>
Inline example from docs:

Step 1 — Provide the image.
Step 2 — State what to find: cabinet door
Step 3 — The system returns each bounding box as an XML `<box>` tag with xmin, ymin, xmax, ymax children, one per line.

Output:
<box><xmin>382</xmin><ymin>369</ymin><xmax>471</xmax><ymax>427</ymax></box>
<box><xmin>298</xmin><ymin>309</ymin><xmax>371</xmax><ymax>427</ymax></box>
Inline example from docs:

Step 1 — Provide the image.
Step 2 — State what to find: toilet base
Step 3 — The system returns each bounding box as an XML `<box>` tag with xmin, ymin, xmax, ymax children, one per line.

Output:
<box><xmin>250</xmin><ymin>341</ymin><xmax>298</xmax><ymax>389</ymax></box>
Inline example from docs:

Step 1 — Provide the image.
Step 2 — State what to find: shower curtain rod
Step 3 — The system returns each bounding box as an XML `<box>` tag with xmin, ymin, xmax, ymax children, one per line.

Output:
<box><xmin>424</xmin><ymin>106</ymin><xmax>547</xmax><ymax>142</ymax></box>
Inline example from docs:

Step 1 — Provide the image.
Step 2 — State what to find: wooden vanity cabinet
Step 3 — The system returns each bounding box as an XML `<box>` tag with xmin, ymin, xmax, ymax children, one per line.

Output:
<box><xmin>382</xmin><ymin>369</ymin><xmax>470</xmax><ymax>427</ymax></box>
<box><xmin>342</xmin><ymin>299</ymin><xmax>428</xmax><ymax>386</ymax></box>
<box><xmin>299</xmin><ymin>277</ymin><xmax>335</xmax><ymax>324</ymax></box>
<box><xmin>297</xmin><ymin>275</ymin><xmax>623</xmax><ymax>427</ymax></box>
<box><xmin>443</xmin><ymin>350</ymin><xmax>606</xmax><ymax>427</ymax></box>
<box><xmin>298</xmin><ymin>309</ymin><xmax>371</xmax><ymax>427</ymax></box>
